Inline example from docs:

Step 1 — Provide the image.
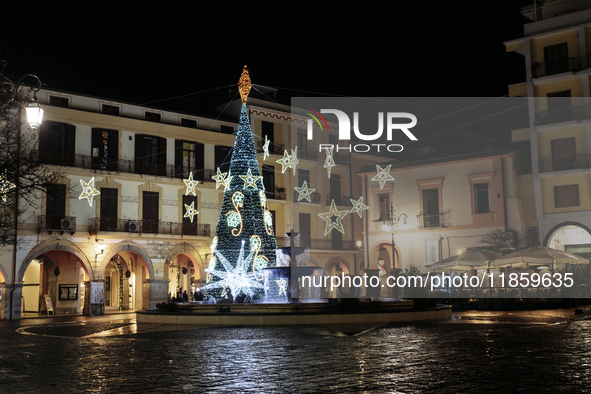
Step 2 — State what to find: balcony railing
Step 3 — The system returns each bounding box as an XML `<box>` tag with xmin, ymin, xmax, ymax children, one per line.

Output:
<box><xmin>298</xmin><ymin>150</ymin><xmax>318</xmax><ymax>161</ymax></box>
<box><xmin>535</xmin><ymin>105</ymin><xmax>591</xmax><ymax>126</ymax></box>
<box><xmin>325</xmin><ymin>194</ymin><xmax>355</xmax><ymax>206</ymax></box>
<box><xmin>531</xmin><ymin>55</ymin><xmax>588</xmax><ymax>78</ymax></box>
<box><xmin>539</xmin><ymin>154</ymin><xmax>591</xmax><ymax>173</ymax></box>
<box><xmin>265</xmin><ymin>188</ymin><xmax>286</xmax><ymax>201</ymax></box>
<box><xmin>417</xmin><ymin>211</ymin><xmax>450</xmax><ymax>229</ymax></box>
<box><xmin>89</xmin><ymin>218</ymin><xmax>210</xmax><ymax>236</ymax></box>
<box><xmin>38</xmin><ymin>216</ymin><xmax>77</xmax><ymax>232</ymax></box>
<box><xmin>274</xmin><ymin>236</ymin><xmax>356</xmax><ymax>250</ymax></box>
<box><xmin>257</xmin><ymin>140</ymin><xmax>285</xmax><ymax>155</ymax></box>
<box><xmin>292</xmin><ymin>190</ymin><xmax>321</xmax><ymax>203</ymax></box>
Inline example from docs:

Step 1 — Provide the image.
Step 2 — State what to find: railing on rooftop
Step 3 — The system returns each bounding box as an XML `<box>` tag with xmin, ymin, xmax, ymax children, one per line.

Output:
<box><xmin>538</xmin><ymin>154</ymin><xmax>591</xmax><ymax>173</ymax></box>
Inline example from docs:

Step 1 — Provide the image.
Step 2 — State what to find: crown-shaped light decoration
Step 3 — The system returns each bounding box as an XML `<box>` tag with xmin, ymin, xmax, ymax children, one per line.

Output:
<box><xmin>238</xmin><ymin>65</ymin><xmax>252</xmax><ymax>104</ymax></box>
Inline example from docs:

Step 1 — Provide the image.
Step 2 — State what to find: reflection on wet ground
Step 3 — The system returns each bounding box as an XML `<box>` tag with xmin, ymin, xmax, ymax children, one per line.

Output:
<box><xmin>1</xmin><ymin>309</ymin><xmax>590</xmax><ymax>393</ymax></box>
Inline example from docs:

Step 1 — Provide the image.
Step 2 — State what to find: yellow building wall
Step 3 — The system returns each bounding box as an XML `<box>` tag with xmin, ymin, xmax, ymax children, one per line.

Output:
<box><xmin>516</xmin><ymin>174</ymin><xmax>538</xmax><ymax>227</ymax></box>
<box><xmin>537</xmin><ymin>126</ymin><xmax>588</xmax><ymax>159</ymax></box>
<box><xmin>508</xmin><ymin>82</ymin><xmax>527</xmax><ymax>97</ymax></box>
<box><xmin>534</xmin><ymin>78</ymin><xmax>583</xmax><ymax>101</ymax></box>
<box><xmin>531</xmin><ymin>30</ymin><xmax>580</xmax><ymax>64</ymax></box>
<box><xmin>542</xmin><ymin>174</ymin><xmax>591</xmax><ymax>213</ymax></box>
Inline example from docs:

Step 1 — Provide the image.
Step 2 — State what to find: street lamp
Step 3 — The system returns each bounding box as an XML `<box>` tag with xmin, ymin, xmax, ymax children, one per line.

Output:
<box><xmin>378</xmin><ymin>206</ymin><xmax>408</xmax><ymax>265</ymax></box>
<box><xmin>0</xmin><ymin>58</ymin><xmax>44</xmax><ymax>128</ymax></box>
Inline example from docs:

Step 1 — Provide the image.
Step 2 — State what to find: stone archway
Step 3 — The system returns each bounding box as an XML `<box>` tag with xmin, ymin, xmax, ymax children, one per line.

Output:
<box><xmin>99</xmin><ymin>241</ymin><xmax>154</xmax><ymax>280</ymax></box>
<box><xmin>544</xmin><ymin>221</ymin><xmax>591</xmax><ymax>257</ymax></box>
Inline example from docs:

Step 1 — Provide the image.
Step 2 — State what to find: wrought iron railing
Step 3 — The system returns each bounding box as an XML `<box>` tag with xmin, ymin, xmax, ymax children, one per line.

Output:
<box><xmin>292</xmin><ymin>190</ymin><xmax>321</xmax><ymax>203</ymax></box>
<box><xmin>531</xmin><ymin>55</ymin><xmax>588</xmax><ymax>78</ymax></box>
<box><xmin>38</xmin><ymin>216</ymin><xmax>77</xmax><ymax>232</ymax></box>
<box><xmin>538</xmin><ymin>153</ymin><xmax>591</xmax><ymax>173</ymax></box>
<box><xmin>89</xmin><ymin>218</ymin><xmax>210</xmax><ymax>236</ymax></box>
<box><xmin>417</xmin><ymin>211</ymin><xmax>451</xmax><ymax>229</ymax></box>
<box><xmin>325</xmin><ymin>194</ymin><xmax>355</xmax><ymax>206</ymax></box>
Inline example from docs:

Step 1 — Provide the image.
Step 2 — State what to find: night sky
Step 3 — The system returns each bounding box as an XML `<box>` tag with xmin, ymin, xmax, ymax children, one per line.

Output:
<box><xmin>2</xmin><ymin>2</ymin><xmax>532</xmax><ymax>108</ymax></box>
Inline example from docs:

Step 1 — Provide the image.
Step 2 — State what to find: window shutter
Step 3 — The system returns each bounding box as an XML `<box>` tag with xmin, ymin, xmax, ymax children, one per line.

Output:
<box><xmin>108</xmin><ymin>130</ymin><xmax>119</xmax><ymax>171</ymax></box>
<box><xmin>175</xmin><ymin>140</ymin><xmax>183</xmax><ymax>178</ymax></box>
<box><xmin>134</xmin><ymin>134</ymin><xmax>143</xmax><ymax>174</ymax></box>
<box><xmin>196</xmin><ymin>143</ymin><xmax>205</xmax><ymax>180</ymax></box>
<box><xmin>65</xmin><ymin>124</ymin><xmax>76</xmax><ymax>166</ymax></box>
<box><xmin>158</xmin><ymin>137</ymin><xmax>167</xmax><ymax>176</ymax></box>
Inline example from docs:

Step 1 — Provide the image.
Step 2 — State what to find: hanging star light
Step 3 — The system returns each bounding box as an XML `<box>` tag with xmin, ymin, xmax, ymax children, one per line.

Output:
<box><xmin>276</xmin><ymin>278</ymin><xmax>287</xmax><ymax>296</ymax></box>
<box><xmin>324</xmin><ymin>147</ymin><xmax>335</xmax><ymax>179</ymax></box>
<box><xmin>349</xmin><ymin>196</ymin><xmax>369</xmax><ymax>218</ymax></box>
<box><xmin>262</xmin><ymin>135</ymin><xmax>270</xmax><ymax>160</ymax></box>
<box><xmin>294</xmin><ymin>180</ymin><xmax>315</xmax><ymax>202</ymax></box>
<box><xmin>277</xmin><ymin>150</ymin><xmax>291</xmax><ymax>173</ymax></box>
<box><xmin>371</xmin><ymin>164</ymin><xmax>395</xmax><ymax>189</ymax></box>
<box><xmin>184</xmin><ymin>201</ymin><xmax>199</xmax><ymax>223</ymax></box>
<box><xmin>0</xmin><ymin>170</ymin><xmax>16</xmax><ymax>203</ymax></box>
<box><xmin>239</xmin><ymin>168</ymin><xmax>262</xmax><ymax>190</ymax></box>
<box><xmin>79</xmin><ymin>177</ymin><xmax>100</xmax><ymax>207</ymax></box>
<box><xmin>212</xmin><ymin>168</ymin><xmax>228</xmax><ymax>189</ymax></box>
<box><xmin>198</xmin><ymin>240</ymin><xmax>264</xmax><ymax>297</ymax></box>
<box><xmin>318</xmin><ymin>199</ymin><xmax>349</xmax><ymax>236</ymax></box>
<box><xmin>223</xmin><ymin>172</ymin><xmax>233</xmax><ymax>192</ymax></box>
<box><xmin>291</xmin><ymin>146</ymin><xmax>299</xmax><ymax>176</ymax></box>
<box><xmin>184</xmin><ymin>172</ymin><xmax>199</xmax><ymax>196</ymax></box>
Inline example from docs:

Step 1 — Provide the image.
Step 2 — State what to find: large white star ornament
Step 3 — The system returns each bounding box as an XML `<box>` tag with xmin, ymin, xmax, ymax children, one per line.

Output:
<box><xmin>212</xmin><ymin>168</ymin><xmax>228</xmax><ymax>189</ymax></box>
<box><xmin>318</xmin><ymin>199</ymin><xmax>349</xmax><ymax>236</ymax></box>
<box><xmin>291</xmin><ymin>146</ymin><xmax>299</xmax><ymax>176</ymax></box>
<box><xmin>0</xmin><ymin>170</ymin><xmax>16</xmax><ymax>203</ymax></box>
<box><xmin>223</xmin><ymin>172</ymin><xmax>233</xmax><ymax>192</ymax></box>
<box><xmin>79</xmin><ymin>177</ymin><xmax>100</xmax><ymax>206</ymax></box>
<box><xmin>324</xmin><ymin>147</ymin><xmax>335</xmax><ymax>179</ymax></box>
<box><xmin>198</xmin><ymin>240</ymin><xmax>264</xmax><ymax>298</ymax></box>
<box><xmin>184</xmin><ymin>172</ymin><xmax>199</xmax><ymax>196</ymax></box>
<box><xmin>349</xmin><ymin>196</ymin><xmax>369</xmax><ymax>218</ymax></box>
<box><xmin>184</xmin><ymin>201</ymin><xmax>199</xmax><ymax>223</ymax></box>
<box><xmin>371</xmin><ymin>164</ymin><xmax>395</xmax><ymax>189</ymax></box>
<box><xmin>239</xmin><ymin>168</ymin><xmax>263</xmax><ymax>189</ymax></box>
<box><xmin>276</xmin><ymin>278</ymin><xmax>287</xmax><ymax>296</ymax></box>
<box><xmin>277</xmin><ymin>150</ymin><xmax>292</xmax><ymax>173</ymax></box>
<box><xmin>262</xmin><ymin>135</ymin><xmax>270</xmax><ymax>160</ymax></box>
<box><xmin>294</xmin><ymin>181</ymin><xmax>315</xmax><ymax>202</ymax></box>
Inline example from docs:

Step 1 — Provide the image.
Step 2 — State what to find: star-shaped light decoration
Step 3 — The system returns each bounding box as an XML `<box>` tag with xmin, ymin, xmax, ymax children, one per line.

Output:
<box><xmin>184</xmin><ymin>201</ymin><xmax>199</xmax><ymax>223</ymax></box>
<box><xmin>324</xmin><ymin>147</ymin><xmax>335</xmax><ymax>179</ymax></box>
<box><xmin>0</xmin><ymin>170</ymin><xmax>16</xmax><ymax>203</ymax></box>
<box><xmin>184</xmin><ymin>172</ymin><xmax>199</xmax><ymax>196</ymax></box>
<box><xmin>371</xmin><ymin>164</ymin><xmax>395</xmax><ymax>189</ymax></box>
<box><xmin>277</xmin><ymin>150</ymin><xmax>292</xmax><ymax>173</ymax></box>
<box><xmin>276</xmin><ymin>278</ymin><xmax>287</xmax><ymax>296</ymax></box>
<box><xmin>198</xmin><ymin>240</ymin><xmax>264</xmax><ymax>298</ymax></box>
<box><xmin>294</xmin><ymin>180</ymin><xmax>315</xmax><ymax>202</ymax></box>
<box><xmin>79</xmin><ymin>177</ymin><xmax>100</xmax><ymax>207</ymax></box>
<box><xmin>223</xmin><ymin>172</ymin><xmax>233</xmax><ymax>192</ymax></box>
<box><xmin>291</xmin><ymin>146</ymin><xmax>299</xmax><ymax>176</ymax></box>
<box><xmin>349</xmin><ymin>196</ymin><xmax>369</xmax><ymax>218</ymax></box>
<box><xmin>318</xmin><ymin>199</ymin><xmax>349</xmax><ymax>236</ymax></box>
<box><xmin>239</xmin><ymin>168</ymin><xmax>262</xmax><ymax>189</ymax></box>
<box><xmin>212</xmin><ymin>168</ymin><xmax>228</xmax><ymax>190</ymax></box>
<box><xmin>262</xmin><ymin>135</ymin><xmax>270</xmax><ymax>160</ymax></box>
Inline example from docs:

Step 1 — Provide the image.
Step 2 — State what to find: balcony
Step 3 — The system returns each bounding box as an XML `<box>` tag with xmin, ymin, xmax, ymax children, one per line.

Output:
<box><xmin>535</xmin><ymin>106</ymin><xmax>591</xmax><ymax>126</ymax></box>
<box><xmin>417</xmin><ymin>211</ymin><xmax>450</xmax><ymax>229</ymax></box>
<box><xmin>257</xmin><ymin>140</ymin><xmax>285</xmax><ymax>155</ymax></box>
<box><xmin>89</xmin><ymin>218</ymin><xmax>211</xmax><ymax>236</ymax></box>
<box><xmin>298</xmin><ymin>150</ymin><xmax>318</xmax><ymax>161</ymax></box>
<box><xmin>274</xmin><ymin>237</ymin><xmax>356</xmax><ymax>250</ymax></box>
<box><xmin>265</xmin><ymin>188</ymin><xmax>286</xmax><ymax>201</ymax></box>
<box><xmin>38</xmin><ymin>216</ymin><xmax>76</xmax><ymax>233</ymax></box>
<box><xmin>531</xmin><ymin>55</ymin><xmax>588</xmax><ymax>79</ymax></box>
<box><xmin>292</xmin><ymin>190</ymin><xmax>321</xmax><ymax>204</ymax></box>
<box><xmin>539</xmin><ymin>154</ymin><xmax>591</xmax><ymax>173</ymax></box>
<box><xmin>325</xmin><ymin>194</ymin><xmax>355</xmax><ymax>206</ymax></box>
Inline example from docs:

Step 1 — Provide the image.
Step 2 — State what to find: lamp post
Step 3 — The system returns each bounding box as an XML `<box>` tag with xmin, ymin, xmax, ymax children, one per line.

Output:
<box><xmin>1</xmin><ymin>57</ymin><xmax>44</xmax><ymax>320</ymax></box>
<box><xmin>380</xmin><ymin>207</ymin><xmax>408</xmax><ymax>299</ymax></box>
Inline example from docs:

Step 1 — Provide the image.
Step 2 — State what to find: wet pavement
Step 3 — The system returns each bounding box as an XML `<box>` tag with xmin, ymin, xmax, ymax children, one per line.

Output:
<box><xmin>1</xmin><ymin>309</ymin><xmax>591</xmax><ymax>393</ymax></box>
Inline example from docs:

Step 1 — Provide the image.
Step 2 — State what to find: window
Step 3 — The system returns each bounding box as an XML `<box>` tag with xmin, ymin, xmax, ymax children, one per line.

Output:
<box><xmin>422</xmin><ymin>188</ymin><xmax>440</xmax><ymax>226</ymax></box>
<box><xmin>142</xmin><ymin>191</ymin><xmax>159</xmax><ymax>233</ymax></box>
<box><xmin>330</xmin><ymin>174</ymin><xmax>341</xmax><ymax>205</ymax></box>
<box><xmin>329</xmin><ymin>134</ymin><xmax>339</xmax><ymax>163</ymax></box>
<box><xmin>100</xmin><ymin>188</ymin><xmax>118</xmax><ymax>231</ymax></box>
<box><xmin>262</xmin><ymin>121</ymin><xmax>275</xmax><ymax>153</ymax></box>
<box><xmin>49</xmin><ymin>96</ymin><xmax>69</xmax><ymax>107</ymax></box>
<box><xmin>215</xmin><ymin>145</ymin><xmax>232</xmax><ymax>173</ymax></box>
<box><xmin>175</xmin><ymin>140</ymin><xmax>204</xmax><ymax>179</ymax></box>
<box><xmin>102</xmin><ymin>104</ymin><xmax>119</xmax><ymax>115</ymax></box>
<box><xmin>38</xmin><ymin>122</ymin><xmax>76</xmax><ymax>166</ymax></box>
<box><xmin>378</xmin><ymin>193</ymin><xmax>390</xmax><ymax>221</ymax></box>
<box><xmin>554</xmin><ymin>184</ymin><xmax>579</xmax><ymax>208</ymax></box>
<box><xmin>145</xmin><ymin>111</ymin><xmax>161</xmax><ymax>122</ymax></box>
<box><xmin>181</xmin><ymin>118</ymin><xmax>197</xmax><ymax>128</ymax></box>
<box><xmin>92</xmin><ymin>128</ymin><xmax>119</xmax><ymax>171</ymax></box>
<box><xmin>473</xmin><ymin>183</ymin><xmax>490</xmax><ymax>214</ymax></box>
<box><xmin>135</xmin><ymin>135</ymin><xmax>167</xmax><ymax>176</ymax></box>
<box><xmin>220</xmin><ymin>125</ymin><xmax>234</xmax><ymax>134</ymax></box>
<box><xmin>262</xmin><ymin>165</ymin><xmax>275</xmax><ymax>199</ymax></box>
<box><xmin>182</xmin><ymin>195</ymin><xmax>198</xmax><ymax>235</ymax></box>
<box><xmin>543</xmin><ymin>43</ymin><xmax>569</xmax><ymax>75</ymax></box>
<box><xmin>551</xmin><ymin>137</ymin><xmax>577</xmax><ymax>171</ymax></box>
<box><xmin>297</xmin><ymin>129</ymin><xmax>308</xmax><ymax>158</ymax></box>
<box><xmin>45</xmin><ymin>183</ymin><xmax>66</xmax><ymax>230</ymax></box>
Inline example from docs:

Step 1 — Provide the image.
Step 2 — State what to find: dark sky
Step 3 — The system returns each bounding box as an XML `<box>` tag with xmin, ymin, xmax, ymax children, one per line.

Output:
<box><xmin>1</xmin><ymin>2</ymin><xmax>533</xmax><ymax>107</ymax></box>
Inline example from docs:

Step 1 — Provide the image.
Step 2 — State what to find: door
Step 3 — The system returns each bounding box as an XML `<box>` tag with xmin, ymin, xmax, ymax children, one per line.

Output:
<box><xmin>330</xmin><ymin>174</ymin><xmax>341</xmax><ymax>205</ymax></box>
<box><xmin>100</xmin><ymin>188</ymin><xmax>118</xmax><ymax>231</ymax></box>
<box><xmin>551</xmin><ymin>137</ymin><xmax>577</xmax><ymax>171</ymax></box>
<box><xmin>422</xmin><ymin>188</ymin><xmax>440</xmax><ymax>228</ymax></box>
<box><xmin>142</xmin><ymin>191</ymin><xmax>159</xmax><ymax>233</ymax></box>
<box><xmin>46</xmin><ymin>184</ymin><xmax>66</xmax><ymax>229</ymax></box>
<box><xmin>182</xmin><ymin>195</ymin><xmax>198</xmax><ymax>235</ymax></box>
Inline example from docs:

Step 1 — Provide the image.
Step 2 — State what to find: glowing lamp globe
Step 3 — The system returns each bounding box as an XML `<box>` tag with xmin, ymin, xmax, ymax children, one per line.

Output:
<box><xmin>26</xmin><ymin>101</ymin><xmax>44</xmax><ymax>128</ymax></box>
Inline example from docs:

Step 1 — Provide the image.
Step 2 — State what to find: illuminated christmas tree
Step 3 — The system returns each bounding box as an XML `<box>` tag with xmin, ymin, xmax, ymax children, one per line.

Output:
<box><xmin>201</xmin><ymin>66</ymin><xmax>277</xmax><ymax>301</ymax></box>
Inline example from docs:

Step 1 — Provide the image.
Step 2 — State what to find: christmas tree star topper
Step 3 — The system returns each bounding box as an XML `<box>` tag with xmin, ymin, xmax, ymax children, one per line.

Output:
<box><xmin>79</xmin><ymin>177</ymin><xmax>100</xmax><ymax>206</ymax></box>
<box><xmin>184</xmin><ymin>172</ymin><xmax>199</xmax><ymax>196</ymax></box>
<box><xmin>318</xmin><ymin>199</ymin><xmax>349</xmax><ymax>236</ymax></box>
